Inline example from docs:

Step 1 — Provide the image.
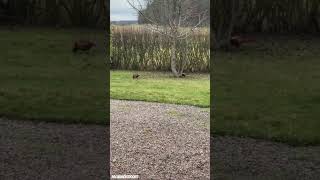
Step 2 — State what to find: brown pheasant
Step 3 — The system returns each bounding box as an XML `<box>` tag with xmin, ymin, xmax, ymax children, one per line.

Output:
<box><xmin>73</xmin><ymin>40</ymin><xmax>96</xmax><ymax>53</ymax></box>
<box><xmin>230</xmin><ymin>35</ymin><xmax>256</xmax><ymax>48</ymax></box>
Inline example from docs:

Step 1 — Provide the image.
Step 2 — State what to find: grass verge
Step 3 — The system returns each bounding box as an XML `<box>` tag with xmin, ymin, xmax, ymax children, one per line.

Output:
<box><xmin>213</xmin><ymin>34</ymin><xmax>320</xmax><ymax>146</ymax></box>
<box><xmin>0</xmin><ymin>27</ymin><xmax>108</xmax><ymax>124</ymax></box>
<box><xmin>111</xmin><ymin>71</ymin><xmax>210</xmax><ymax>107</ymax></box>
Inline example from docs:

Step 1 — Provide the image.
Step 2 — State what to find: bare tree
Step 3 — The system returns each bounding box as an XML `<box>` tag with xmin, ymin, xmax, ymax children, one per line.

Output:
<box><xmin>127</xmin><ymin>0</ymin><xmax>208</xmax><ymax>77</ymax></box>
<box><xmin>211</xmin><ymin>0</ymin><xmax>241</xmax><ymax>50</ymax></box>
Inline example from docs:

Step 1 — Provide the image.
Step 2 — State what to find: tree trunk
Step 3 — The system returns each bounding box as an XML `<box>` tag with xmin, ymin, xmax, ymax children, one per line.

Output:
<box><xmin>179</xmin><ymin>52</ymin><xmax>186</xmax><ymax>75</ymax></box>
<box><xmin>212</xmin><ymin>0</ymin><xmax>240</xmax><ymax>50</ymax></box>
<box><xmin>170</xmin><ymin>39</ymin><xmax>179</xmax><ymax>77</ymax></box>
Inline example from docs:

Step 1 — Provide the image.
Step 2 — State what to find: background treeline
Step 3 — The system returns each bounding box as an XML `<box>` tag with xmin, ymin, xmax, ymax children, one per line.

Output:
<box><xmin>211</xmin><ymin>0</ymin><xmax>319</xmax><ymax>48</ymax></box>
<box><xmin>139</xmin><ymin>0</ymin><xmax>320</xmax><ymax>33</ymax></box>
<box><xmin>0</xmin><ymin>0</ymin><xmax>108</xmax><ymax>28</ymax></box>
<box><xmin>232</xmin><ymin>0</ymin><xmax>320</xmax><ymax>33</ymax></box>
<box><xmin>138</xmin><ymin>0</ymin><xmax>210</xmax><ymax>26</ymax></box>
<box><xmin>111</xmin><ymin>26</ymin><xmax>210</xmax><ymax>72</ymax></box>
<box><xmin>211</xmin><ymin>0</ymin><xmax>320</xmax><ymax>32</ymax></box>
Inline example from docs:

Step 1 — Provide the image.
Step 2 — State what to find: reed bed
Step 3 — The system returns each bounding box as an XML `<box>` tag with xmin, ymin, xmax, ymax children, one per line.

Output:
<box><xmin>110</xmin><ymin>25</ymin><xmax>210</xmax><ymax>72</ymax></box>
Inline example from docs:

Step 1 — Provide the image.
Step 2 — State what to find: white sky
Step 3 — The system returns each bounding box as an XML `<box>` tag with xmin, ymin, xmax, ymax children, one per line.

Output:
<box><xmin>111</xmin><ymin>0</ymin><xmax>138</xmax><ymax>21</ymax></box>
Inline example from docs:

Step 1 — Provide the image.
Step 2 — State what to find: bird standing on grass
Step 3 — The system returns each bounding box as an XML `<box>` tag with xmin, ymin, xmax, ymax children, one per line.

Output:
<box><xmin>230</xmin><ymin>35</ymin><xmax>256</xmax><ymax>48</ymax></box>
<box><xmin>133</xmin><ymin>74</ymin><xmax>140</xmax><ymax>79</ymax></box>
<box><xmin>73</xmin><ymin>40</ymin><xmax>96</xmax><ymax>53</ymax></box>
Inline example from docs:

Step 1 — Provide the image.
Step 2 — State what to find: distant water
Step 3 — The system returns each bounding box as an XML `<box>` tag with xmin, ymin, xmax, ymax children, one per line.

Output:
<box><xmin>111</xmin><ymin>20</ymin><xmax>138</xmax><ymax>25</ymax></box>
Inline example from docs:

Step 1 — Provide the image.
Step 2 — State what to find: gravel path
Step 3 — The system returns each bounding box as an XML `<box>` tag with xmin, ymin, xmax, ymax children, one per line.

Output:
<box><xmin>1</xmin><ymin>100</ymin><xmax>319</xmax><ymax>180</ymax></box>
<box><xmin>0</xmin><ymin>118</ymin><xmax>108</xmax><ymax>180</ymax></box>
<box><xmin>110</xmin><ymin>100</ymin><xmax>210</xmax><ymax>179</ymax></box>
<box><xmin>212</xmin><ymin>136</ymin><xmax>320</xmax><ymax>180</ymax></box>
<box><xmin>111</xmin><ymin>100</ymin><xmax>320</xmax><ymax>180</ymax></box>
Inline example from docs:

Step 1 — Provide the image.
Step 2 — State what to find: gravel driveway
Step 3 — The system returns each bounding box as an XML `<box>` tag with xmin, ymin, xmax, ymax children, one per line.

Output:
<box><xmin>0</xmin><ymin>118</ymin><xmax>108</xmax><ymax>180</ymax></box>
<box><xmin>1</xmin><ymin>100</ymin><xmax>319</xmax><ymax>180</ymax></box>
<box><xmin>111</xmin><ymin>100</ymin><xmax>320</xmax><ymax>180</ymax></box>
<box><xmin>111</xmin><ymin>100</ymin><xmax>210</xmax><ymax>179</ymax></box>
<box><xmin>211</xmin><ymin>136</ymin><xmax>320</xmax><ymax>180</ymax></box>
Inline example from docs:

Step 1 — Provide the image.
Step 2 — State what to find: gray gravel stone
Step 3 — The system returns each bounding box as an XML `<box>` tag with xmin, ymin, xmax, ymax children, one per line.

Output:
<box><xmin>110</xmin><ymin>100</ymin><xmax>210</xmax><ymax>180</ymax></box>
<box><xmin>212</xmin><ymin>136</ymin><xmax>320</xmax><ymax>179</ymax></box>
<box><xmin>1</xmin><ymin>100</ymin><xmax>319</xmax><ymax>180</ymax></box>
<box><xmin>0</xmin><ymin>118</ymin><xmax>109</xmax><ymax>180</ymax></box>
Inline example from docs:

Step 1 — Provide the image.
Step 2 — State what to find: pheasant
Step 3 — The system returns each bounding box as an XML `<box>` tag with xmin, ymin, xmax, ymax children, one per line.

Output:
<box><xmin>230</xmin><ymin>35</ymin><xmax>256</xmax><ymax>48</ymax></box>
<box><xmin>73</xmin><ymin>40</ymin><xmax>96</xmax><ymax>53</ymax></box>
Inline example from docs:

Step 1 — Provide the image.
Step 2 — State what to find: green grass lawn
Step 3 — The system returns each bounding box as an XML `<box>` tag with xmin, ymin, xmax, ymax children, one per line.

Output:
<box><xmin>2</xmin><ymin>27</ymin><xmax>319</xmax><ymax>146</ymax></box>
<box><xmin>213</xmin><ymin>35</ymin><xmax>320</xmax><ymax>146</ymax></box>
<box><xmin>111</xmin><ymin>71</ymin><xmax>210</xmax><ymax>107</ymax></box>
<box><xmin>0</xmin><ymin>27</ymin><xmax>108</xmax><ymax>124</ymax></box>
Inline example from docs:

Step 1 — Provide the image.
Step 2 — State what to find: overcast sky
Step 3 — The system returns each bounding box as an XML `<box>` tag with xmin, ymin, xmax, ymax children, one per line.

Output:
<box><xmin>111</xmin><ymin>0</ymin><xmax>139</xmax><ymax>21</ymax></box>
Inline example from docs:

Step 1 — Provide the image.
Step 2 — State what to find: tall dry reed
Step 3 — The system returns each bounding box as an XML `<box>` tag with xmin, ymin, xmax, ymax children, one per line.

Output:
<box><xmin>111</xmin><ymin>25</ymin><xmax>210</xmax><ymax>72</ymax></box>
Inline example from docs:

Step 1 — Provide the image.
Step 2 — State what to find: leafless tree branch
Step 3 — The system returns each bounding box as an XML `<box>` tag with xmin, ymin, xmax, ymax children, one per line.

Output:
<box><xmin>126</xmin><ymin>0</ymin><xmax>208</xmax><ymax>77</ymax></box>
